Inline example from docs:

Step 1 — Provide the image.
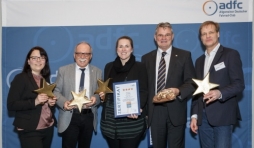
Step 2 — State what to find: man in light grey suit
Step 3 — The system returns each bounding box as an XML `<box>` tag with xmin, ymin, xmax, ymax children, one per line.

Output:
<box><xmin>54</xmin><ymin>41</ymin><xmax>102</xmax><ymax>148</ymax></box>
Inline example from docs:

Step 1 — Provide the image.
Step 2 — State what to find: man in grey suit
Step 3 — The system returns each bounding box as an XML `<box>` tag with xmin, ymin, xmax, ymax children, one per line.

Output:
<box><xmin>141</xmin><ymin>22</ymin><xmax>195</xmax><ymax>148</ymax></box>
<box><xmin>54</xmin><ymin>42</ymin><xmax>102</xmax><ymax>148</ymax></box>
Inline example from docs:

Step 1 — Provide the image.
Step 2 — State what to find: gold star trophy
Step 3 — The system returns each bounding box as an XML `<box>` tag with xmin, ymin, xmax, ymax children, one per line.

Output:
<box><xmin>94</xmin><ymin>78</ymin><xmax>113</xmax><ymax>101</ymax></box>
<box><xmin>68</xmin><ymin>89</ymin><xmax>92</xmax><ymax>112</ymax></box>
<box><xmin>34</xmin><ymin>78</ymin><xmax>56</xmax><ymax>98</ymax></box>
<box><xmin>153</xmin><ymin>89</ymin><xmax>176</xmax><ymax>103</ymax></box>
<box><xmin>192</xmin><ymin>73</ymin><xmax>219</xmax><ymax>95</ymax></box>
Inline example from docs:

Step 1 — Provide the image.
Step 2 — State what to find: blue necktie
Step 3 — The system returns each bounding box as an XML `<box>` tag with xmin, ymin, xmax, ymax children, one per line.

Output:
<box><xmin>79</xmin><ymin>68</ymin><xmax>85</xmax><ymax>92</ymax></box>
<box><xmin>157</xmin><ymin>52</ymin><xmax>167</xmax><ymax>93</ymax></box>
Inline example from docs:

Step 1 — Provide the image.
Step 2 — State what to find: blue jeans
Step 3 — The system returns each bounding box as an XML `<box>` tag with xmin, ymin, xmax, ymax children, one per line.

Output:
<box><xmin>198</xmin><ymin>110</ymin><xmax>232</xmax><ymax>148</ymax></box>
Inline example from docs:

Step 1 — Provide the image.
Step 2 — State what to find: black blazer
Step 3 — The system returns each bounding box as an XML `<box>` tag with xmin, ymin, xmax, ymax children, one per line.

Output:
<box><xmin>7</xmin><ymin>71</ymin><xmax>55</xmax><ymax>130</ymax></box>
<box><xmin>191</xmin><ymin>45</ymin><xmax>245</xmax><ymax>126</ymax></box>
<box><xmin>101</xmin><ymin>61</ymin><xmax>148</xmax><ymax>118</ymax></box>
<box><xmin>141</xmin><ymin>47</ymin><xmax>196</xmax><ymax>126</ymax></box>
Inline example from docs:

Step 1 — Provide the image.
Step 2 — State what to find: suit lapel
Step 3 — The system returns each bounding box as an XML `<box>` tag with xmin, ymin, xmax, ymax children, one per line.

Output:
<box><xmin>69</xmin><ymin>64</ymin><xmax>76</xmax><ymax>92</ymax></box>
<box><xmin>199</xmin><ymin>56</ymin><xmax>205</xmax><ymax>78</ymax></box>
<box><xmin>89</xmin><ymin>65</ymin><xmax>95</xmax><ymax>96</ymax></box>
<box><xmin>166</xmin><ymin>47</ymin><xmax>177</xmax><ymax>83</ymax></box>
<box><xmin>27</xmin><ymin>72</ymin><xmax>39</xmax><ymax>89</ymax></box>
<box><xmin>150</xmin><ymin>50</ymin><xmax>157</xmax><ymax>88</ymax></box>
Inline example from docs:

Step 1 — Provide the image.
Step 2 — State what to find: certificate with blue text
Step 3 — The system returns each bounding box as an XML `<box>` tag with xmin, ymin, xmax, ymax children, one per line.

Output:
<box><xmin>113</xmin><ymin>80</ymin><xmax>140</xmax><ymax>118</ymax></box>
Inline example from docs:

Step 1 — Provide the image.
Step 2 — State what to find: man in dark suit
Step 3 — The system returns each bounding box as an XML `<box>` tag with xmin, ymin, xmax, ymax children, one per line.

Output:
<box><xmin>190</xmin><ymin>21</ymin><xmax>245</xmax><ymax>148</ymax></box>
<box><xmin>141</xmin><ymin>22</ymin><xmax>195</xmax><ymax>148</ymax></box>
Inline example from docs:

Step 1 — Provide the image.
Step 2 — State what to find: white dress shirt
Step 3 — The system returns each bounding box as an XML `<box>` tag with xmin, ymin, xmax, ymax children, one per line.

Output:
<box><xmin>75</xmin><ymin>64</ymin><xmax>91</xmax><ymax>99</ymax></box>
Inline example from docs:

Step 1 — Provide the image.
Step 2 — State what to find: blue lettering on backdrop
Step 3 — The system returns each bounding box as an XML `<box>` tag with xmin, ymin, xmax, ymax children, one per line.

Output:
<box><xmin>220</xmin><ymin>31</ymin><xmax>241</xmax><ymax>45</ymax></box>
<box><xmin>33</xmin><ymin>27</ymin><xmax>74</xmax><ymax>63</ymax></box>
<box><xmin>219</xmin><ymin>0</ymin><xmax>243</xmax><ymax>9</ymax></box>
<box><xmin>203</xmin><ymin>0</ymin><xmax>247</xmax><ymax>17</ymax></box>
<box><xmin>2</xmin><ymin>23</ymin><xmax>252</xmax><ymax>148</ymax></box>
<box><xmin>78</xmin><ymin>27</ymin><xmax>139</xmax><ymax>50</ymax></box>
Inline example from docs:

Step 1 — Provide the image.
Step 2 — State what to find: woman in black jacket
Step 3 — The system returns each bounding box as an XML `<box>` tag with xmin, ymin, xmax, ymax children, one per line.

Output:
<box><xmin>7</xmin><ymin>46</ymin><xmax>56</xmax><ymax>148</ymax></box>
<box><xmin>100</xmin><ymin>36</ymin><xmax>148</xmax><ymax>148</ymax></box>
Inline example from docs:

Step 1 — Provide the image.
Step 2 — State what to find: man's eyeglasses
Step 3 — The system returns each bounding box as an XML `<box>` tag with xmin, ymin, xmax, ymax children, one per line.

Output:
<box><xmin>30</xmin><ymin>56</ymin><xmax>46</xmax><ymax>61</ymax></box>
<box><xmin>157</xmin><ymin>33</ymin><xmax>172</xmax><ymax>38</ymax></box>
<box><xmin>75</xmin><ymin>52</ymin><xmax>92</xmax><ymax>57</ymax></box>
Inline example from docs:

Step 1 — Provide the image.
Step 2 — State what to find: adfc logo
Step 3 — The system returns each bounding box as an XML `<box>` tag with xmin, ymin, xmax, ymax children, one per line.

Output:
<box><xmin>203</xmin><ymin>0</ymin><xmax>218</xmax><ymax>16</ymax></box>
<box><xmin>203</xmin><ymin>0</ymin><xmax>244</xmax><ymax>17</ymax></box>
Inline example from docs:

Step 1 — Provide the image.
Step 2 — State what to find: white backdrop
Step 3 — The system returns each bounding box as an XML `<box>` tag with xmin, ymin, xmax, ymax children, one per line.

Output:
<box><xmin>1</xmin><ymin>0</ymin><xmax>253</xmax><ymax>148</ymax></box>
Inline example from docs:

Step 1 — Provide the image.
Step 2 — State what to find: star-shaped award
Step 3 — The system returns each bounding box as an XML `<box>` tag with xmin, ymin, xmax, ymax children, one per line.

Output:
<box><xmin>68</xmin><ymin>89</ymin><xmax>92</xmax><ymax>112</ymax></box>
<box><xmin>94</xmin><ymin>78</ymin><xmax>113</xmax><ymax>94</ymax></box>
<box><xmin>34</xmin><ymin>78</ymin><xmax>56</xmax><ymax>98</ymax></box>
<box><xmin>192</xmin><ymin>73</ymin><xmax>219</xmax><ymax>95</ymax></box>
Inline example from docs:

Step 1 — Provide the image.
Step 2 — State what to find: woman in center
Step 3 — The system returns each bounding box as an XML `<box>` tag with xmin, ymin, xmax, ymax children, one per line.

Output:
<box><xmin>100</xmin><ymin>36</ymin><xmax>148</xmax><ymax>148</ymax></box>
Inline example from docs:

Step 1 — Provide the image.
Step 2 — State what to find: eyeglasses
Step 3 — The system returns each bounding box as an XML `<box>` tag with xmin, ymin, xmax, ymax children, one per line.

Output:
<box><xmin>201</xmin><ymin>31</ymin><xmax>216</xmax><ymax>37</ymax></box>
<box><xmin>157</xmin><ymin>33</ymin><xmax>172</xmax><ymax>38</ymax></box>
<box><xmin>75</xmin><ymin>52</ymin><xmax>92</xmax><ymax>57</ymax></box>
<box><xmin>30</xmin><ymin>56</ymin><xmax>46</xmax><ymax>61</ymax></box>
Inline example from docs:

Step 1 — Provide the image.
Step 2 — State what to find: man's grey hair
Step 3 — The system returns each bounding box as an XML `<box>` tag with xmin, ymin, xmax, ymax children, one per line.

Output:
<box><xmin>155</xmin><ymin>22</ymin><xmax>174</xmax><ymax>35</ymax></box>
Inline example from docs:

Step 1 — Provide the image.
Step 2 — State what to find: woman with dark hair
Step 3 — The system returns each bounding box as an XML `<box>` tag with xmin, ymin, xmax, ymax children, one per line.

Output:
<box><xmin>7</xmin><ymin>46</ymin><xmax>56</xmax><ymax>148</ymax></box>
<box><xmin>100</xmin><ymin>36</ymin><xmax>148</xmax><ymax>148</ymax></box>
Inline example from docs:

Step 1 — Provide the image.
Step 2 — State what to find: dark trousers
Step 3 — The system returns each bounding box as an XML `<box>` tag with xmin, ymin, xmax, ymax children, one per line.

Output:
<box><xmin>151</xmin><ymin>105</ymin><xmax>185</xmax><ymax>148</ymax></box>
<box><xmin>62</xmin><ymin>110</ymin><xmax>94</xmax><ymax>148</ymax></box>
<box><xmin>105</xmin><ymin>130</ymin><xmax>145</xmax><ymax>148</ymax></box>
<box><xmin>18</xmin><ymin>125</ymin><xmax>54</xmax><ymax>148</ymax></box>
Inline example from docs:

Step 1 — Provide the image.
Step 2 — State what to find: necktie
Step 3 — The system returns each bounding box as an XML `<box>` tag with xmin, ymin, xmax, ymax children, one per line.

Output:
<box><xmin>157</xmin><ymin>52</ymin><xmax>167</xmax><ymax>93</ymax></box>
<box><xmin>79</xmin><ymin>68</ymin><xmax>85</xmax><ymax>92</ymax></box>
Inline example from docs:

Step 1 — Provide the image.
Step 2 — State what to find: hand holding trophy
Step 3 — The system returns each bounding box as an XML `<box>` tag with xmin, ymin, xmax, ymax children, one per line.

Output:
<box><xmin>192</xmin><ymin>73</ymin><xmax>219</xmax><ymax>95</ymax></box>
<box><xmin>68</xmin><ymin>89</ymin><xmax>91</xmax><ymax>113</ymax></box>
<box><xmin>94</xmin><ymin>78</ymin><xmax>113</xmax><ymax>102</ymax></box>
<box><xmin>153</xmin><ymin>88</ymin><xmax>176</xmax><ymax>103</ymax></box>
<box><xmin>34</xmin><ymin>78</ymin><xmax>56</xmax><ymax>105</ymax></box>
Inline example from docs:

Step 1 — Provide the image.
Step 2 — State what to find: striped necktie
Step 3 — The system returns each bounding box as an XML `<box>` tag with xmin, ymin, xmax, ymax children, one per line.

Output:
<box><xmin>157</xmin><ymin>52</ymin><xmax>167</xmax><ymax>93</ymax></box>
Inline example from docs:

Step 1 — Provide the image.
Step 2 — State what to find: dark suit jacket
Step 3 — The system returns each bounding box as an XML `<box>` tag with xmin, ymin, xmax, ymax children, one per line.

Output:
<box><xmin>191</xmin><ymin>45</ymin><xmax>245</xmax><ymax>126</ymax></box>
<box><xmin>7</xmin><ymin>72</ymin><xmax>55</xmax><ymax>130</ymax></box>
<box><xmin>141</xmin><ymin>47</ymin><xmax>195</xmax><ymax>126</ymax></box>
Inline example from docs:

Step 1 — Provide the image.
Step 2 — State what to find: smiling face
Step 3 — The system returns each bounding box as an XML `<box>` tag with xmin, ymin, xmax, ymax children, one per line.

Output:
<box><xmin>200</xmin><ymin>24</ymin><xmax>220</xmax><ymax>52</ymax></box>
<box><xmin>154</xmin><ymin>27</ymin><xmax>174</xmax><ymax>51</ymax></box>
<box><xmin>27</xmin><ymin>49</ymin><xmax>46</xmax><ymax>75</ymax></box>
<box><xmin>74</xmin><ymin>43</ymin><xmax>92</xmax><ymax>68</ymax></box>
<box><xmin>116</xmin><ymin>38</ymin><xmax>133</xmax><ymax>65</ymax></box>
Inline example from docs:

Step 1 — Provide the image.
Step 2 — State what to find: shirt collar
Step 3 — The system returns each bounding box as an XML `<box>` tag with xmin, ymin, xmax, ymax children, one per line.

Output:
<box><xmin>157</xmin><ymin>45</ymin><xmax>172</xmax><ymax>55</ymax></box>
<box><xmin>75</xmin><ymin>64</ymin><xmax>89</xmax><ymax>71</ymax></box>
<box><xmin>205</xmin><ymin>43</ymin><xmax>220</xmax><ymax>56</ymax></box>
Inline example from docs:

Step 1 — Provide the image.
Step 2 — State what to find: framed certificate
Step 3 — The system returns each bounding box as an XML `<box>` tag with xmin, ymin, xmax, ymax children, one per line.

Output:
<box><xmin>113</xmin><ymin>80</ymin><xmax>140</xmax><ymax>118</ymax></box>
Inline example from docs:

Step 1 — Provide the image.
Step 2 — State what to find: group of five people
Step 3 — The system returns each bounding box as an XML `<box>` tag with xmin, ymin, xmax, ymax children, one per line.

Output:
<box><xmin>7</xmin><ymin>20</ymin><xmax>245</xmax><ymax>148</ymax></box>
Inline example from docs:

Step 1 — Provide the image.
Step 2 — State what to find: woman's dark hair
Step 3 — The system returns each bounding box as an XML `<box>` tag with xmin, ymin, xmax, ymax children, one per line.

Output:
<box><xmin>115</xmin><ymin>36</ymin><xmax>134</xmax><ymax>50</ymax></box>
<box><xmin>22</xmin><ymin>46</ymin><xmax>51</xmax><ymax>79</ymax></box>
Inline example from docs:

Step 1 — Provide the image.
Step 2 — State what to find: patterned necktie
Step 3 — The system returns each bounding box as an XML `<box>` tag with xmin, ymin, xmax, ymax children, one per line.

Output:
<box><xmin>79</xmin><ymin>68</ymin><xmax>86</xmax><ymax>92</ymax></box>
<box><xmin>157</xmin><ymin>52</ymin><xmax>167</xmax><ymax>93</ymax></box>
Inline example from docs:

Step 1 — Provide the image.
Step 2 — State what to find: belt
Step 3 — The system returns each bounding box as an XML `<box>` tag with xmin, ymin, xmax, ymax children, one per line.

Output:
<box><xmin>154</xmin><ymin>103</ymin><xmax>167</xmax><ymax>107</ymax></box>
<box><xmin>72</xmin><ymin>109</ymin><xmax>92</xmax><ymax>114</ymax></box>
